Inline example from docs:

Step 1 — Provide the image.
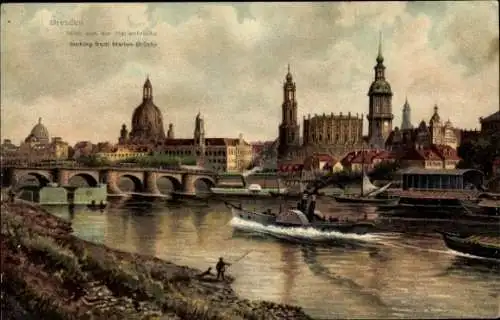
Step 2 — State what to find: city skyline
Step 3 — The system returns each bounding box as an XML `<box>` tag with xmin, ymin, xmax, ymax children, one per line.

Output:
<box><xmin>1</xmin><ymin>2</ymin><xmax>498</xmax><ymax>145</ymax></box>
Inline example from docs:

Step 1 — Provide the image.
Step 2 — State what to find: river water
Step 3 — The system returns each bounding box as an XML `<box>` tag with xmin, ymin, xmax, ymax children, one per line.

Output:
<box><xmin>45</xmin><ymin>198</ymin><xmax>500</xmax><ymax>319</ymax></box>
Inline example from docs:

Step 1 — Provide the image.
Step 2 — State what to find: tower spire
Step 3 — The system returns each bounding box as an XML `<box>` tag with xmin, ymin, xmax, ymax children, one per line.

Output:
<box><xmin>377</xmin><ymin>31</ymin><xmax>384</xmax><ymax>63</ymax></box>
<box><xmin>288</xmin><ymin>63</ymin><xmax>290</xmax><ymax>73</ymax></box>
<box><xmin>38</xmin><ymin>117</ymin><xmax>42</xmax><ymax>124</ymax></box>
<box><xmin>143</xmin><ymin>75</ymin><xmax>152</xmax><ymax>100</ymax></box>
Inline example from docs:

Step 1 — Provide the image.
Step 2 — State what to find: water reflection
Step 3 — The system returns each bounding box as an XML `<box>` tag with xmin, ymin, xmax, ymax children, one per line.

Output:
<box><xmin>280</xmin><ymin>244</ymin><xmax>298</xmax><ymax>305</ymax></box>
<box><xmin>43</xmin><ymin>201</ymin><xmax>500</xmax><ymax>319</ymax></box>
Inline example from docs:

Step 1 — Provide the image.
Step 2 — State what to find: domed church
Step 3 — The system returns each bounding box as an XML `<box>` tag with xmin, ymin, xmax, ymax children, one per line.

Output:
<box><xmin>25</xmin><ymin>118</ymin><xmax>50</xmax><ymax>144</ymax></box>
<box><xmin>121</xmin><ymin>77</ymin><xmax>166</xmax><ymax>144</ymax></box>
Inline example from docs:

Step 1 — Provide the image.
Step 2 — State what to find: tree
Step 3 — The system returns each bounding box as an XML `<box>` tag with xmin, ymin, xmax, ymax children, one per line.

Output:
<box><xmin>76</xmin><ymin>155</ymin><xmax>111</xmax><ymax>167</ymax></box>
<box><xmin>370</xmin><ymin>161</ymin><xmax>401</xmax><ymax>181</ymax></box>
<box><xmin>457</xmin><ymin>133</ymin><xmax>499</xmax><ymax>177</ymax></box>
<box><xmin>116</xmin><ymin>153</ymin><xmax>197</xmax><ymax>168</ymax></box>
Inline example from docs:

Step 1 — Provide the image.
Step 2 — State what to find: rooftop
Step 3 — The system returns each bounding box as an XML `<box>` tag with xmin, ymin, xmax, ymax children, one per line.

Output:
<box><xmin>399</xmin><ymin>168</ymin><xmax>484</xmax><ymax>176</ymax></box>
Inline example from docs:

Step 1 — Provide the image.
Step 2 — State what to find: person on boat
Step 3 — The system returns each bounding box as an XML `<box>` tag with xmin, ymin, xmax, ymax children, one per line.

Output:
<box><xmin>308</xmin><ymin>195</ymin><xmax>317</xmax><ymax>217</ymax></box>
<box><xmin>216</xmin><ymin>257</ymin><xmax>231</xmax><ymax>281</ymax></box>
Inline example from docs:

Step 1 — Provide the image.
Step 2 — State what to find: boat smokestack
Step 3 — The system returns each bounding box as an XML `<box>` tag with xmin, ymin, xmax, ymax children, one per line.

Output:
<box><xmin>307</xmin><ymin>195</ymin><xmax>317</xmax><ymax>220</ymax></box>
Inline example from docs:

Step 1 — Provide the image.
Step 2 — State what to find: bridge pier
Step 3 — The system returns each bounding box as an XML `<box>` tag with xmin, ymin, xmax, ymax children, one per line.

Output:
<box><xmin>56</xmin><ymin>169</ymin><xmax>70</xmax><ymax>186</ymax></box>
<box><xmin>182</xmin><ymin>174</ymin><xmax>196</xmax><ymax>194</ymax></box>
<box><xmin>105</xmin><ymin>171</ymin><xmax>123</xmax><ymax>195</ymax></box>
<box><xmin>145</xmin><ymin>171</ymin><xmax>161</xmax><ymax>195</ymax></box>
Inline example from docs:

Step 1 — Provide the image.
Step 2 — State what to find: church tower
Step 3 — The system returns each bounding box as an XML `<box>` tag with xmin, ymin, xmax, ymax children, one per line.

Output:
<box><xmin>193</xmin><ymin>112</ymin><xmax>206</xmax><ymax>166</ymax></box>
<box><xmin>367</xmin><ymin>33</ymin><xmax>394</xmax><ymax>148</ymax></box>
<box><xmin>401</xmin><ymin>96</ymin><xmax>413</xmax><ymax>130</ymax></box>
<box><xmin>167</xmin><ymin>123</ymin><xmax>175</xmax><ymax>139</ymax></box>
<box><xmin>194</xmin><ymin>112</ymin><xmax>205</xmax><ymax>146</ymax></box>
<box><xmin>278</xmin><ymin>64</ymin><xmax>300</xmax><ymax>159</ymax></box>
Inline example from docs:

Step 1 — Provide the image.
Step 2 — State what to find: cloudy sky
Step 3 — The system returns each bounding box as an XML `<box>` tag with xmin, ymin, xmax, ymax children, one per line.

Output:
<box><xmin>1</xmin><ymin>2</ymin><xmax>498</xmax><ymax>145</ymax></box>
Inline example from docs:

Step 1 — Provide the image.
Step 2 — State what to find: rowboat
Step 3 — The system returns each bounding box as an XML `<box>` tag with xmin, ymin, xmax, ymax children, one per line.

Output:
<box><xmin>438</xmin><ymin>231</ymin><xmax>500</xmax><ymax>260</ymax></box>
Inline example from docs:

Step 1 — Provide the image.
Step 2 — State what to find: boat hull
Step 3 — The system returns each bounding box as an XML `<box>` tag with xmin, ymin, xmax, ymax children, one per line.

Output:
<box><xmin>334</xmin><ymin>195</ymin><xmax>398</xmax><ymax>205</ymax></box>
<box><xmin>231</xmin><ymin>207</ymin><xmax>375</xmax><ymax>235</ymax></box>
<box><xmin>440</xmin><ymin>232</ymin><xmax>500</xmax><ymax>260</ymax></box>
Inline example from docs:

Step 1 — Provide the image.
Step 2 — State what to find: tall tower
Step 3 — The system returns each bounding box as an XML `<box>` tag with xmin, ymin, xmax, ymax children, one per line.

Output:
<box><xmin>367</xmin><ymin>33</ymin><xmax>394</xmax><ymax>148</ymax></box>
<box><xmin>401</xmin><ymin>96</ymin><xmax>413</xmax><ymax>130</ymax></box>
<box><xmin>193</xmin><ymin>112</ymin><xmax>206</xmax><ymax>166</ymax></box>
<box><xmin>278</xmin><ymin>64</ymin><xmax>300</xmax><ymax>159</ymax></box>
<box><xmin>194</xmin><ymin>112</ymin><xmax>205</xmax><ymax>146</ymax></box>
<box><xmin>167</xmin><ymin>123</ymin><xmax>175</xmax><ymax>139</ymax></box>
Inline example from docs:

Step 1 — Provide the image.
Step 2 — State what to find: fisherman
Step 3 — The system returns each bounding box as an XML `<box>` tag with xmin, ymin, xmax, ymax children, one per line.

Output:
<box><xmin>216</xmin><ymin>257</ymin><xmax>231</xmax><ymax>281</ymax></box>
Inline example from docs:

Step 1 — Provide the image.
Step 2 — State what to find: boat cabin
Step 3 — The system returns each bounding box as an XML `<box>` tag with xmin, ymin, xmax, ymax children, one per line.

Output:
<box><xmin>400</xmin><ymin>168</ymin><xmax>484</xmax><ymax>191</ymax></box>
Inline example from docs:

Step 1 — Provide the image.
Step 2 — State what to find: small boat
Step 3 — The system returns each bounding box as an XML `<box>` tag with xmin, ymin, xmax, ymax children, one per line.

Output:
<box><xmin>333</xmin><ymin>170</ymin><xmax>395</xmax><ymax>204</ymax></box>
<box><xmin>439</xmin><ymin>231</ymin><xmax>500</xmax><ymax>260</ymax></box>
<box><xmin>210</xmin><ymin>183</ymin><xmax>287</xmax><ymax>198</ymax></box>
<box><xmin>229</xmin><ymin>193</ymin><xmax>376</xmax><ymax>235</ymax></box>
<box><xmin>461</xmin><ymin>199</ymin><xmax>500</xmax><ymax>217</ymax></box>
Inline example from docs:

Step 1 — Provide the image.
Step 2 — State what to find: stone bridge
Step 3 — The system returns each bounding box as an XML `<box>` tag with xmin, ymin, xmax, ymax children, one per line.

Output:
<box><xmin>2</xmin><ymin>166</ymin><xmax>219</xmax><ymax>196</ymax></box>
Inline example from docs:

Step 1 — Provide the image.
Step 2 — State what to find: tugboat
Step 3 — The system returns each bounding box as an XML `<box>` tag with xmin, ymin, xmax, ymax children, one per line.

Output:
<box><xmin>438</xmin><ymin>231</ymin><xmax>500</xmax><ymax>260</ymax></box>
<box><xmin>228</xmin><ymin>175</ymin><xmax>376</xmax><ymax>235</ymax></box>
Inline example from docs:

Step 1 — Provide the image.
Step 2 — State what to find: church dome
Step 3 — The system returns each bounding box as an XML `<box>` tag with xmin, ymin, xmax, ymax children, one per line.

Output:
<box><xmin>131</xmin><ymin>100</ymin><xmax>165</xmax><ymax>140</ymax></box>
<box><xmin>129</xmin><ymin>77</ymin><xmax>166</xmax><ymax>142</ymax></box>
<box><xmin>27</xmin><ymin>118</ymin><xmax>49</xmax><ymax>143</ymax></box>
<box><xmin>368</xmin><ymin>79</ymin><xmax>392</xmax><ymax>95</ymax></box>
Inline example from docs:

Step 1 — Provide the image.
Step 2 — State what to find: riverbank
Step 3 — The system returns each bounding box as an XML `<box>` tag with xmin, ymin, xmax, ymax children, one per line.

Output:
<box><xmin>0</xmin><ymin>201</ymin><xmax>314</xmax><ymax>320</ymax></box>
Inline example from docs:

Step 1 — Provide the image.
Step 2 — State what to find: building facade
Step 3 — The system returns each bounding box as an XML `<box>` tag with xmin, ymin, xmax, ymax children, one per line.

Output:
<box><xmin>115</xmin><ymin>77</ymin><xmax>252</xmax><ymax>173</ymax></box>
<box><xmin>95</xmin><ymin>145</ymin><xmax>149</xmax><ymax>163</ymax></box>
<box><xmin>1</xmin><ymin>119</ymin><xmax>70</xmax><ymax>164</ymax></box>
<box><xmin>480</xmin><ymin>108</ymin><xmax>500</xmax><ymax>136</ymax></box>
<box><xmin>276</xmin><ymin>66</ymin><xmax>367</xmax><ymax>165</ymax></box>
<box><xmin>302</xmin><ymin>112</ymin><xmax>364</xmax><ymax>147</ymax></box>
<box><xmin>386</xmin><ymin>105</ymin><xmax>460</xmax><ymax>151</ymax></box>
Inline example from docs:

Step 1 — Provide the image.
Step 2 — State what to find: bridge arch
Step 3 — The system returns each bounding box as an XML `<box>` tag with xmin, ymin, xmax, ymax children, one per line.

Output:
<box><xmin>118</xmin><ymin>174</ymin><xmax>144</xmax><ymax>193</ymax></box>
<box><xmin>194</xmin><ymin>176</ymin><xmax>216</xmax><ymax>192</ymax></box>
<box><xmin>15</xmin><ymin>172</ymin><xmax>51</xmax><ymax>189</ymax></box>
<box><xmin>156</xmin><ymin>174</ymin><xmax>183</xmax><ymax>192</ymax></box>
<box><xmin>68</xmin><ymin>173</ymin><xmax>99</xmax><ymax>187</ymax></box>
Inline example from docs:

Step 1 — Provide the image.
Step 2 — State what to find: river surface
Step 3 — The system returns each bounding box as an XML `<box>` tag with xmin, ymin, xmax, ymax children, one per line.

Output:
<box><xmin>46</xmin><ymin>199</ymin><xmax>500</xmax><ymax>319</ymax></box>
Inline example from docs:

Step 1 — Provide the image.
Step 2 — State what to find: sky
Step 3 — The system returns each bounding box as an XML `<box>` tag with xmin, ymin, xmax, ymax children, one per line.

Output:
<box><xmin>1</xmin><ymin>2</ymin><xmax>499</xmax><ymax>145</ymax></box>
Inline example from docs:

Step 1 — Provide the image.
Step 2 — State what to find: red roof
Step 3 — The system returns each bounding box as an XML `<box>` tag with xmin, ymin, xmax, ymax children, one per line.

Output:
<box><xmin>373</xmin><ymin>150</ymin><xmax>398</xmax><ymax>161</ymax></box>
<box><xmin>400</xmin><ymin>146</ymin><xmax>442</xmax><ymax>161</ymax></box>
<box><xmin>313</xmin><ymin>153</ymin><xmax>335</xmax><ymax>162</ymax></box>
<box><xmin>341</xmin><ymin>151</ymin><xmax>358</xmax><ymax>166</ymax></box>
<box><xmin>350</xmin><ymin>150</ymin><xmax>383</xmax><ymax>164</ymax></box>
<box><xmin>279</xmin><ymin>164</ymin><xmax>304</xmax><ymax>172</ymax></box>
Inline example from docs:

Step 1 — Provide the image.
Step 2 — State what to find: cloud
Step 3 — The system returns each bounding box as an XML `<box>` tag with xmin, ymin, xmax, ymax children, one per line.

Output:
<box><xmin>1</xmin><ymin>2</ymin><xmax>498</xmax><ymax>146</ymax></box>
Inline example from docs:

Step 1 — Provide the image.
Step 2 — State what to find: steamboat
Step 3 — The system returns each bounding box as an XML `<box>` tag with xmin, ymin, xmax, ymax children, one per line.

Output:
<box><xmin>229</xmin><ymin>175</ymin><xmax>376</xmax><ymax>235</ymax></box>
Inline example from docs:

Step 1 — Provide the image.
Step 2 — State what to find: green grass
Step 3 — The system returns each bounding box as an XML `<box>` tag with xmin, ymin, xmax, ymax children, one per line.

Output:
<box><xmin>1</xmin><ymin>203</ymin><xmax>312</xmax><ymax>320</ymax></box>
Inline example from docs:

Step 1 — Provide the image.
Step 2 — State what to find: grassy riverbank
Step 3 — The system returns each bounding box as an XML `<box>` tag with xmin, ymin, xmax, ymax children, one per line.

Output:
<box><xmin>0</xmin><ymin>201</ymin><xmax>314</xmax><ymax>320</ymax></box>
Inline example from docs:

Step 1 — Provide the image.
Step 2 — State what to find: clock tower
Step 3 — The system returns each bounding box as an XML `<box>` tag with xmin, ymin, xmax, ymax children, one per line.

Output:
<box><xmin>367</xmin><ymin>33</ymin><xmax>394</xmax><ymax>149</ymax></box>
